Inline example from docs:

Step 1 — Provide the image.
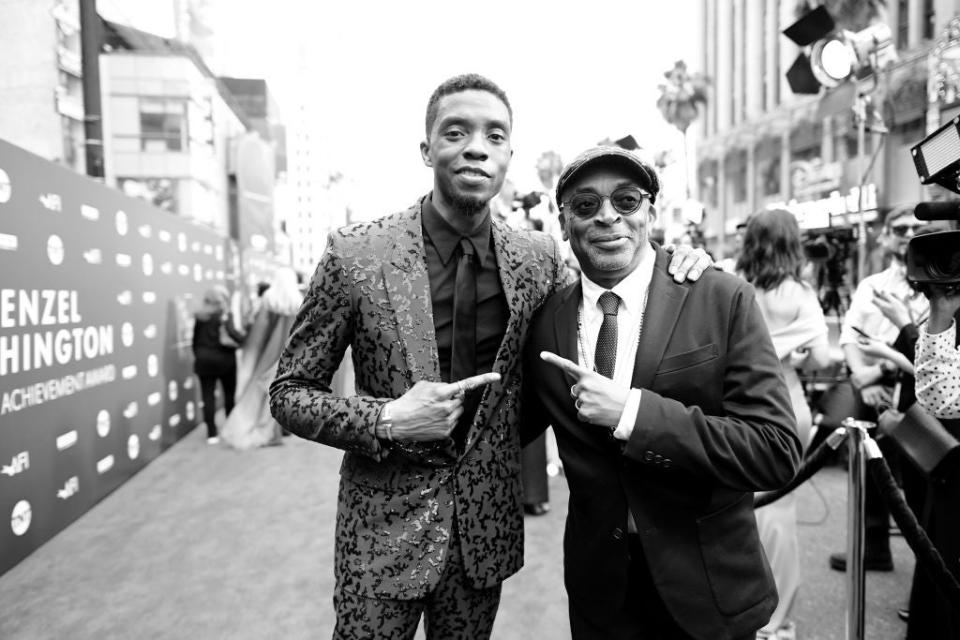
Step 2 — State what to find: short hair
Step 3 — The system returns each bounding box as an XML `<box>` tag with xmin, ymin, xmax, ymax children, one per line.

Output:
<box><xmin>883</xmin><ymin>203</ymin><xmax>916</xmax><ymax>229</ymax></box>
<box><xmin>736</xmin><ymin>208</ymin><xmax>805</xmax><ymax>291</ymax></box>
<box><xmin>424</xmin><ymin>73</ymin><xmax>512</xmax><ymax>137</ymax></box>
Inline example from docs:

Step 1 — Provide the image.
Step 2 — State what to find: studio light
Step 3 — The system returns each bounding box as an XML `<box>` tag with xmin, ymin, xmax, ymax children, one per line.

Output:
<box><xmin>812</xmin><ymin>38</ymin><xmax>854</xmax><ymax>87</ymax></box>
<box><xmin>783</xmin><ymin>7</ymin><xmax>896</xmax><ymax>95</ymax></box>
<box><xmin>911</xmin><ymin>116</ymin><xmax>960</xmax><ymax>193</ymax></box>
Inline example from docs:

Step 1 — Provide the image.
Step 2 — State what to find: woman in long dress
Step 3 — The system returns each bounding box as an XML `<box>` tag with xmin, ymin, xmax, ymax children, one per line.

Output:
<box><xmin>220</xmin><ymin>268</ymin><xmax>303</xmax><ymax>450</ymax></box>
<box><xmin>737</xmin><ymin>209</ymin><xmax>831</xmax><ymax>639</ymax></box>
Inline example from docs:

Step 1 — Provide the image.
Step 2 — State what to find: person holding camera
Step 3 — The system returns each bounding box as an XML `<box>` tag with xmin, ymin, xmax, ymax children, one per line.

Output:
<box><xmin>901</xmin><ymin>282</ymin><xmax>960</xmax><ymax>639</ymax></box>
<box><xmin>915</xmin><ymin>286</ymin><xmax>960</xmax><ymax>419</ymax></box>
<box><xmin>831</xmin><ymin>204</ymin><xmax>931</xmax><ymax>573</ymax></box>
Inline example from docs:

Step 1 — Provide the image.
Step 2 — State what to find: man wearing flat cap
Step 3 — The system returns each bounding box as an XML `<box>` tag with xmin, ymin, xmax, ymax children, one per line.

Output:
<box><xmin>521</xmin><ymin>146</ymin><xmax>800</xmax><ymax>639</ymax></box>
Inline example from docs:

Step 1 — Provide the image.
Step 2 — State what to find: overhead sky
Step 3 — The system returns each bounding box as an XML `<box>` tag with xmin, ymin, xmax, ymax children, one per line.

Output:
<box><xmin>100</xmin><ymin>0</ymin><xmax>700</xmax><ymax>220</ymax></box>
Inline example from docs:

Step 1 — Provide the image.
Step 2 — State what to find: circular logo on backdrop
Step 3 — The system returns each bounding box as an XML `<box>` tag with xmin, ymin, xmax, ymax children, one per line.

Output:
<box><xmin>168</xmin><ymin>380</ymin><xmax>178</xmax><ymax>401</ymax></box>
<box><xmin>11</xmin><ymin>500</ymin><xmax>31</xmax><ymax>536</ymax></box>
<box><xmin>0</xmin><ymin>168</ymin><xmax>11</xmax><ymax>203</ymax></box>
<box><xmin>121</xmin><ymin>322</ymin><xmax>135</xmax><ymax>347</ymax></box>
<box><xmin>142</xmin><ymin>253</ymin><xmax>153</xmax><ymax>276</ymax></box>
<box><xmin>127</xmin><ymin>435</ymin><xmax>140</xmax><ymax>460</ymax></box>
<box><xmin>115</xmin><ymin>211</ymin><xmax>128</xmax><ymax>236</ymax></box>
<box><xmin>96</xmin><ymin>409</ymin><xmax>110</xmax><ymax>437</ymax></box>
<box><xmin>185</xmin><ymin>401</ymin><xmax>195</xmax><ymax>421</ymax></box>
<box><xmin>47</xmin><ymin>235</ymin><xmax>64</xmax><ymax>265</ymax></box>
<box><xmin>147</xmin><ymin>354</ymin><xmax>159</xmax><ymax>377</ymax></box>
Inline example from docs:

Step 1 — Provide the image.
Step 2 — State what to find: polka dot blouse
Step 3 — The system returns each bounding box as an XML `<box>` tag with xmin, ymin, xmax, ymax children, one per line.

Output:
<box><xmin>916</xmin><ymin>319</ymin><xmax>960</xmax><ymax>419</ymax></box>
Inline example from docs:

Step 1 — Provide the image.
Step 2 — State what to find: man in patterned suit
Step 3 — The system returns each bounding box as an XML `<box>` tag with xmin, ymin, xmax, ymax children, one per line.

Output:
<box><xmin>269</xmin><ymin>74</ymin><xmax>710</xmax><ymax>640</ymax></box>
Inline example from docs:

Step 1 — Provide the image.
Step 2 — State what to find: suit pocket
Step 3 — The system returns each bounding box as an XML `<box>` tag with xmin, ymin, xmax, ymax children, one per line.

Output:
<box><xmin>696</xmin><ymin>493</ymin><xmax>773</xmax><ymax>616</ymax></box>
<box><xmin>658</xmin><ymin>343</ymin><xmax>718</xmax><ymax>374</ymax></box>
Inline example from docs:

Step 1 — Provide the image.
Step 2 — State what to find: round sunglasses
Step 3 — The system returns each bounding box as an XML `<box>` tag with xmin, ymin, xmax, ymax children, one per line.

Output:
<box><xmin>561</xmin><ymin>187</ymin><xmax>650</xmax><ymax>218</ymax></box>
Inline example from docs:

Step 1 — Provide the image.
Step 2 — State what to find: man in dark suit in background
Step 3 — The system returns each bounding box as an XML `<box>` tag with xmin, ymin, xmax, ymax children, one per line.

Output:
<box><xmin>522</xmin><ymin>146</ymin><xmax>801</xmax><ymax>640</ymax></box>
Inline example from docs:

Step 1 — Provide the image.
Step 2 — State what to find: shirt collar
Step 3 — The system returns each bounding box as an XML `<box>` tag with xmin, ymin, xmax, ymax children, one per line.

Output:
<box><xmin>580</xmin><ymin>244</ymin><xmax>656</xmax><ymax>314</ymax></box>
<box><xmin>421</xmin><ymin>194</ymin><xmax>493</xmax><ymax>266</ymax></box>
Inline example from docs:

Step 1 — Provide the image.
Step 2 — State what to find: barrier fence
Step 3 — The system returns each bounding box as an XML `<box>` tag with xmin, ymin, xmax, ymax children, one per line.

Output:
<box><xmin>0</xmin><ymin>139</ymin><xmax>228</xmax><ymax>576</ymax></box>
<box><xmin>755</xmin><ymin>418</ymin><xmax>960</xmax><ymax>640</ymax></box>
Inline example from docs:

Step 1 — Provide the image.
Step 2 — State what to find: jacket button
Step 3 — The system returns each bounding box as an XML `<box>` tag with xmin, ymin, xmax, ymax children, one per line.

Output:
<box><xmin>644</xmin><ymin>450</ymin><xmax>655</xmax><ymax>462</ymax></box>
<box><xmin>612</xmin><ymin>527</ymin><xmax>624</xmax><ymax>540</ymax></box>
<box><xmin>662</xmin><ymin>458</ymin><xmax>672</xmax><ymax>470</ymax></box>
<box><xmin>654</xmin><ymin>454</ymin><xmax>663</xmax><ymax>465</ymax></box>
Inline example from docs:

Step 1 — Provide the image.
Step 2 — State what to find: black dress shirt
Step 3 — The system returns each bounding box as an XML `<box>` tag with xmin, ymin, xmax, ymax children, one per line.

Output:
<box><xmin>422</xmin><ymin>196</ymin><xmax>508</xmax><ymax>384</ymax></box>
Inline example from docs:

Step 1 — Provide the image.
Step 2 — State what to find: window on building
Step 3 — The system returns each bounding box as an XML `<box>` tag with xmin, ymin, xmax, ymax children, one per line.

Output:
<box><xmin>730</xmin><ymin>2</ymin><xmax>737</xmax><ymax>127</ymax></box>
<box><xmin>61</xmin><ymin>115</ymin><xmax>81</xmax><ymax>170</ymax></box>
<box><xmin>139</xmin><ymin>99</ymin><xmax>187</xmax><ymax>152</ymax></box>
<box><xmin>923</xmin><ymin>0</ymin><xmax>935</xmax><ymax>40</ymax></box>
<box><xmin>740</xmin><ymin>0</ymin><xmax>747</xmax><ymax>122</ymax></box>
<box><xmin>897</xmin><ymin>0</ymin><xmax>910</xmax><ymax>49</ymax></box>
<box><xmin>761</xmin><ymin>0</ymin><xmax>768</xmax><ymax>112</ymax></box>
<box><xmin>698</xmin><ymin>159</ymin><xmax>718</xmax><ymax>208</ymax></box>
<box><xmin>728</xmin><ymin>149</ymin><xmax>748</xmax><ymax>203</ymax></box>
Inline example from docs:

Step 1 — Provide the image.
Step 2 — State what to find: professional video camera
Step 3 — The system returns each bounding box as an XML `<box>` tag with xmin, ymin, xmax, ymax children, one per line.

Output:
<box><xmin>802</xmin><ymin>227</ymin><xmax>855</xmax><ymax>316</ymax></box>
<box><xmin>908</xmin><ymin>119</ymin><xmax>960</xmax><ymax>289</ymax></box>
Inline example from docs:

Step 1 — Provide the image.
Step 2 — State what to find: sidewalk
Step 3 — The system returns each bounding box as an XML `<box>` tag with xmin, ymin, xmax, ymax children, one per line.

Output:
<box><xmin>0</xmin><ymin>424</ymin><xmax>913</xmax><ymax>639</ymax></box>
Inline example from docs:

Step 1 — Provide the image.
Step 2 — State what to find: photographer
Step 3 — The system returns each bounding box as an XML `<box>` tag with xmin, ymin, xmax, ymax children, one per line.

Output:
<box><xmin>829</xmin><ymin>205</ymin><xmax>930</xmax><ymax>574</ymax></box>
<box><xmin>915</xmin><ymin>286</ymin><xmax>960</xmax><ymax>419</ymax></box>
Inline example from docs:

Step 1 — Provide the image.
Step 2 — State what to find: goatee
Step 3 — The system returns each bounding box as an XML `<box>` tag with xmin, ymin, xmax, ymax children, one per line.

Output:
<box><xmin>450</xmin><ymin>193</ymin><xmax>488</xmax><ymax>217</ymax></box>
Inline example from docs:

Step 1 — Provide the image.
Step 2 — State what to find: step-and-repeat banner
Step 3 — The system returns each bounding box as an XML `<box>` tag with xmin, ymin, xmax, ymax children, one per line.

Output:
<box><xmin>0</xmin><ymin>139</ymin><xmax>228</xmax><ymax>575</ymax></box>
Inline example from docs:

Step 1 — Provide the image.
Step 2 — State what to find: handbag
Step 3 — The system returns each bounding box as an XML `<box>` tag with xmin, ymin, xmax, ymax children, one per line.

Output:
<box><xmin>888</xmin><ymin>403</ymin><xmax>960</xmax><ymax>479</ymax></box>
<box><xmin>218</xmin><ymin>320</ymin><xmax>241</xmax><ymax>349</ymax></box>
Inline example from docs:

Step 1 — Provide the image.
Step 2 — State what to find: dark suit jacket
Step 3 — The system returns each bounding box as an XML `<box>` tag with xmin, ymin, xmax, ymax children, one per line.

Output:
<box><xmin>269</xmin><ymin>195</ymin><xmax>566</xmax><ymax>599</ymax></box>
<box><xmin>521</xmin><ymin>247</ymin><xmax>801</xmax><ymax>640</ymax></box>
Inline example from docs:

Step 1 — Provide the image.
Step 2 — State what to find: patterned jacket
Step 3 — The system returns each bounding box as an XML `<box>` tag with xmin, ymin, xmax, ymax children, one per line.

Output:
<box><xmin>269</xmin><ymin>195</ymin><xmax>566</xmax><ymax>598</ymax></box>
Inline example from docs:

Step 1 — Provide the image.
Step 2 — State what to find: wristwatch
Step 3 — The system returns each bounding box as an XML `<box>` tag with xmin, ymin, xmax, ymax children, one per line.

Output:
<box><xmin>377</xmin><ymin>403</ymin><xmax>395</xmax><ymax>441</ymax></box>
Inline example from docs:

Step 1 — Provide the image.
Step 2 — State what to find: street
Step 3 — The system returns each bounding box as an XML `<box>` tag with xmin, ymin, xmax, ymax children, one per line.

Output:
<box><xmin>0</xmin><ymin>420</ymin><xmax>914</xmax><ymax>639</ymax></box>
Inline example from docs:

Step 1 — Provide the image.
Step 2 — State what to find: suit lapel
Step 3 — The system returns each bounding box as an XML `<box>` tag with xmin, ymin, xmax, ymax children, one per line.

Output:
<box><xmin>553</xmin><ymin>281</ymin><xmax>581</xmax><ymax>382</ymax></box>
<box><xmin>382</xmin><ymin>199</ymin><xmax>440</xmax><ymax>382</ymax></box>
<box><xmin>631</xmin><ymin>249</ymin><xmax>688</xmax><ymax>389</ymax></box>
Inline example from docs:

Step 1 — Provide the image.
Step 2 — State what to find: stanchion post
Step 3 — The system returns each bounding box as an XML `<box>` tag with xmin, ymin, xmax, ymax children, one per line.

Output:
<box><xmin>842</xmin><ymin>418</ymin><xmax>872</xmax><ymax>640</ymax></box>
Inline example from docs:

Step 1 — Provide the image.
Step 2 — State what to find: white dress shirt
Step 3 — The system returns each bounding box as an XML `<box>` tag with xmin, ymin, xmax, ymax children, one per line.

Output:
<box><xmin>916</xmin><ymin>319</ymin><xmax>960</xmax><ymax>419</ymax></box>
<box><xmin>839</xmin><ymin>262</ymin><xmax>929</xmax><ymax>356</ymax></box>
<box><xmin>577</xmin><ymin>248</ymin><xmax>655</xmax><ymax>440</ymax></box>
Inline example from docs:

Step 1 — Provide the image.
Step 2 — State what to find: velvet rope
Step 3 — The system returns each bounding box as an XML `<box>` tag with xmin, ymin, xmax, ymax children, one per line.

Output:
<box><xmin>868</xmin><ymin>456</ymin><xmax>960</xmax><ymax>611</ymax></box>
<box><xmin>754</xmin><ymin>427</ymin><xmax>848</xmax><ymax>509</ymax></box>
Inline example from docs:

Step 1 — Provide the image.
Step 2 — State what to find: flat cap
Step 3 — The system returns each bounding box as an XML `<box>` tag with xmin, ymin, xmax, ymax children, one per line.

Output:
<box><xmin>556</xmin><ymin>146</ymin><xmax>661</xmax><ymax>206</ymax></box>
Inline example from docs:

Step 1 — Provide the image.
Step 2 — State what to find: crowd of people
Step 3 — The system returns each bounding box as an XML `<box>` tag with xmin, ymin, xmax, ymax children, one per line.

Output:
<box><xmin>186</xmin><ymin>73</ymin><xmax>959</xmax><ymax>639</ymax></box>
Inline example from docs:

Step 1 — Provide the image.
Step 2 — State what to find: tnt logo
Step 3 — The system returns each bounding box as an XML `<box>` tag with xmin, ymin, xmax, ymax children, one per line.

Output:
<box><xmin>57</xmin><ymin>476</ymin><xmax>79</xmax><ymax>499</ymax></box>
<box><xmin>1</xmin><ymin>452</ymin><xmax>29</xmax><ymax>477</ymax></box>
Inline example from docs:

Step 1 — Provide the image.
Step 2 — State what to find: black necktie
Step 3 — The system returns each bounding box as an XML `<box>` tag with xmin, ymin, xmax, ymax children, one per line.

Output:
<box><xmin>451</xmin><ymin>237</ymin><xmax>477</xmax><ymax>380</ymax></box>
<box><xmin>595</xmin><ymin>291</ymin><xmax>620</xmax><ymax>378</ymax></box>
<box><xmin>450</xmin><ymin>238</ymin><xmax>477</xmax><ymax>448</ymax></box>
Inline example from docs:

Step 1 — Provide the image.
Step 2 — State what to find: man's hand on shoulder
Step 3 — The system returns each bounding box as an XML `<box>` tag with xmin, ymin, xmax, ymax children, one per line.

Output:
<box><xmin>663</xmin><ymin>244</ymin><xmax>715</xmax><ymax>284</ymax></box>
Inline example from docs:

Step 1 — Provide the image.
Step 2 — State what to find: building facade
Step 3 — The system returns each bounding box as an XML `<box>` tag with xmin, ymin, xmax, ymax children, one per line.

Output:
<box><xmin>695</xmin><ymin>0</ymin><xmax>960</xmax><ymax>271</ymax></box>
<box><xmin>0</xmin><ymin>0</ymin><xmax>87</xmax><ymax>174</ymax></box>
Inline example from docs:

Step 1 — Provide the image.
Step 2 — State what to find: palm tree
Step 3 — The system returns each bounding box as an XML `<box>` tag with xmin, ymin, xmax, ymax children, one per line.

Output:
<box><xmin>656</xmin><ymin>60</ymin><xmax>710</xmax><ymax>198</ymax></box>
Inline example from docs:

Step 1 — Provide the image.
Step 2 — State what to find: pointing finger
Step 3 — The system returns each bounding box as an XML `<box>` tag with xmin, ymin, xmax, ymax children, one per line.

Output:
<box><xmin>441</xmin><ymin>372</ymin><xmax>501</xmax><ymax>398</ymax></box>
<box><xmin>459</xmin><ymin>372</ymin><xmax>501</xmax><ymax>391</ymax></box>
<box><xmin>540</xmin><ymin>351</ymin><xmax>591</xmax><ymax>378</ymax></box>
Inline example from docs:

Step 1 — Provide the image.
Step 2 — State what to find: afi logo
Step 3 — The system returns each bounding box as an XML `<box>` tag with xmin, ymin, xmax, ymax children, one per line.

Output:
<box><xmin>1</xmin><ymin>452</ymin><xmax>29</xmax><ymax>477</ymax></box>
<box><xmin>57</xmin><ymin>476</ymin><xmax>79</xmax><ymax>499</ymax></box>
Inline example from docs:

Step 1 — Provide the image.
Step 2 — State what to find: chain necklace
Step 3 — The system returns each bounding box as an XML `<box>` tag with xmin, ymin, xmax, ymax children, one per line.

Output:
<box><xmin>576</xmin><ymin>287</ymin><xmax>649</xmax><ymax>373</ymax></box>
